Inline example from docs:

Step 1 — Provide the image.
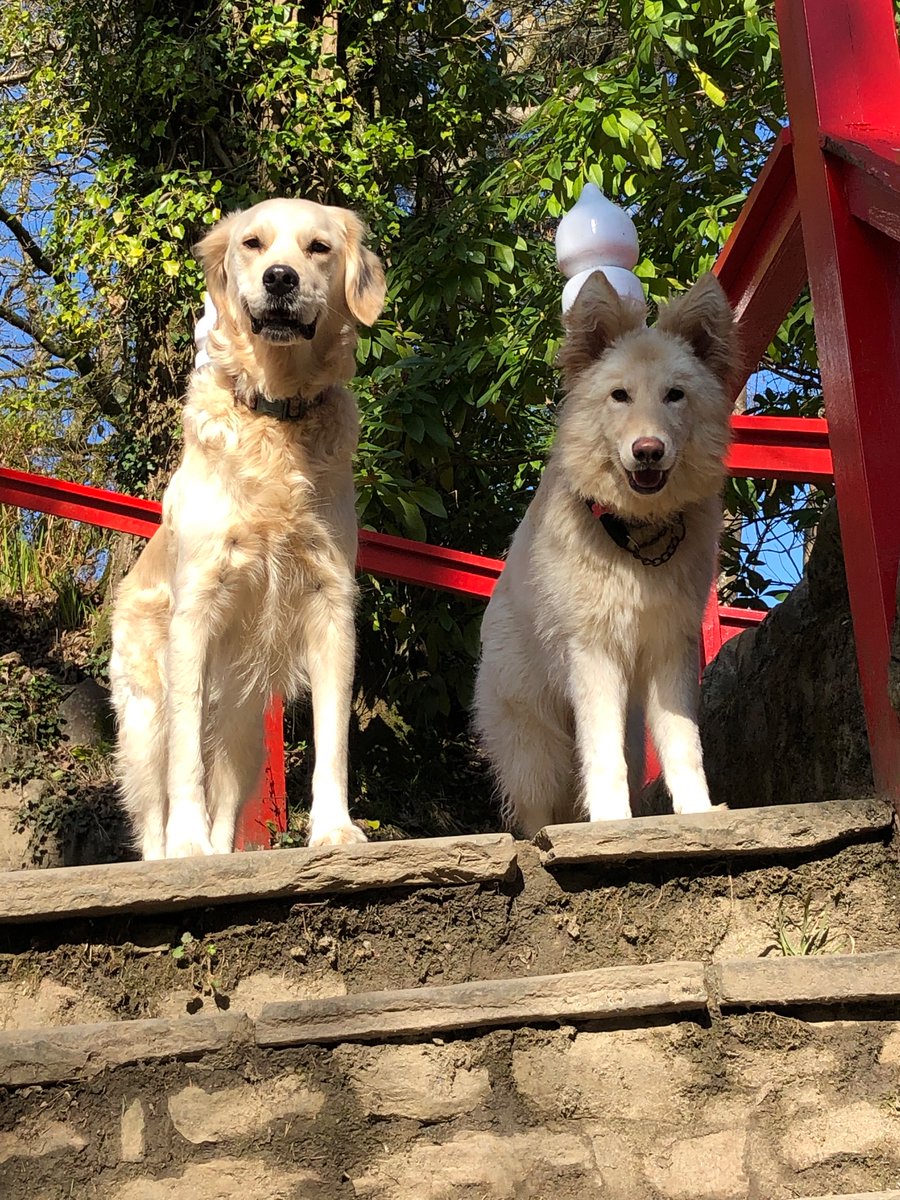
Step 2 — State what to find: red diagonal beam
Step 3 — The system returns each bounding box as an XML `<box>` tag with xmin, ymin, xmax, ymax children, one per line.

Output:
<box><xmin>714</xmin><ymin>129</ymin><xmax>808</xmax><ymax>385</ymax></box>
<box><xmin>825</xmin><ymin>134</ymin><xmax>900</xmax><ymax>243</ymax></box>
<box><xmin>778</xmin><ymin>0</ymin><xmax>900</xmax><ymax>800</ymax></box>
<box><xmin>357</xmin><ymin>528</ymin><xmax>503</xmax><ymax>598</ymax></box>
<box><xmin>0</xmin><ymin>467</ymin><xmax>507</xmax><ymax>598</ymax></box>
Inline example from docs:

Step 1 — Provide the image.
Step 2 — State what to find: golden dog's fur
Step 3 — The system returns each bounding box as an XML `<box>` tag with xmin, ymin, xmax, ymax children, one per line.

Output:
<box><xmin>110</xmin><ymin>198</ymin><xmax>385</xmax><ymax>859</ymax></box>
<box><xmin>474</xmin><ymin>271</ymin><xmax>737</xmax><ymax>836</ymax></box>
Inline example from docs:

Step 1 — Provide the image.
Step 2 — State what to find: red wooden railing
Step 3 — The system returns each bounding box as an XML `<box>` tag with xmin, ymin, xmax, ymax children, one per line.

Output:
<box><xmin>2</xmin><ymin>0</ymin><xmax>898</xmax><ymax>843</ymax></box>
<box><xmin>0</xmin><ymin>408</ymin><xmax>810</xmax><ymax>847</ymax></box>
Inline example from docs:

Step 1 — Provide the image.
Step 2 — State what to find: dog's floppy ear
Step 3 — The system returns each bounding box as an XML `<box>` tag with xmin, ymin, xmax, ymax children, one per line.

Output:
<box><xmin>340</xmin><ymin>210</ymin><xmax>386</xmax><ymax>326</ymax></box>
<box><xmin>194</xmin><ymin>211</ymin><xmax>243</xmax><ymax>311</ymax></box>
<box><xmin>558</xmin><ymin>270</ymin><xmax>646</xmax><ymax>382</ymax></box>
<box><xmin>656</xmin><ymin>272</ymin><xmax>736</xmax><ymax>385</ymax></box>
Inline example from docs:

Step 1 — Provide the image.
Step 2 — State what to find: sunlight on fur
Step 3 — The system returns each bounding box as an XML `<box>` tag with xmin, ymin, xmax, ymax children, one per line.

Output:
<box><xmin>474</xmin><ymin>271</ymin><xmax>738</xmax><ymax>836</ymax></box>
<box><xmin>109</xmin><ymin>198</ymin><xmax>386</xmax><ymax>860</ymax></box>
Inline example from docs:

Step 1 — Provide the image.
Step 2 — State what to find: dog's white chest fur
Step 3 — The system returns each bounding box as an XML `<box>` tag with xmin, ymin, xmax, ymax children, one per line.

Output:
<box><xmin>165</xmin><ymin>381</ymin><xmax>358</xmax><ymax>701</ymax></box>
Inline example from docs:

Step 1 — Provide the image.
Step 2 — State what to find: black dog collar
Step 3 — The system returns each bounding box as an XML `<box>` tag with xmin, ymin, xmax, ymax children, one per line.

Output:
<box><xmin>585</xmin><ymin>499</ymin><xmax>686</xmax><ymax>567</ymax></box>
<box><xmin>236</xmin><ymin>387</ymin><xmax>330</xmax><ymax>421</ymax></box>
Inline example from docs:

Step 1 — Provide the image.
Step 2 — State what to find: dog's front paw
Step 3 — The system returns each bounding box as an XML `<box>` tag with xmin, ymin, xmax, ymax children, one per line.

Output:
<box><xmin>308</xmin><ymin>822</ymin><xmax>368</xmax><ymax>848</ymax></box>
<box><xmin>671</xmin><ymin>794</ymin><xmax>715</xmax><ymax>816</ymax></box>
<box><xmin>166</xmin><ymin>836</ymin><xmax>216</xmax><ymax>859</ymax></box>
<box><xmin>165</xmin><ymin>808</ymin><xmax>215</xmax><ymax>858</ymax></box>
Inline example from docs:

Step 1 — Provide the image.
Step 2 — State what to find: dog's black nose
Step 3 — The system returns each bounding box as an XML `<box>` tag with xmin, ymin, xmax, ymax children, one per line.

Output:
<box><xmin>263</xmin><ymin>264</ymin><xmax>300</xmax><ymax>297</ymax></box>
<box><xmin>632</xmin><ymin>437</ymin><xmax>665</xmax><ymax>464</ymax></box>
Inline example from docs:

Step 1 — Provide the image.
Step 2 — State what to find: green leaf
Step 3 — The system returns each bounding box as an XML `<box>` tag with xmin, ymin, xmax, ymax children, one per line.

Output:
<box><xmin>494</xmin><ymin>243</ymin><xmax>515</xmax><ymax>273</ymax></box>
<box><xmin>690</xmin><ymin>62</ymin><xmax>727</xmax><ymax>107</ymax></box>
<box><xmin>411</xmin><ymin>487</ymin><xmax>447</xmax><ymax>518</ymax></box>
<box><xmin>397</xmin><ymin>496</ymin><xmax>427</xmax><ymax>541</ymax></box>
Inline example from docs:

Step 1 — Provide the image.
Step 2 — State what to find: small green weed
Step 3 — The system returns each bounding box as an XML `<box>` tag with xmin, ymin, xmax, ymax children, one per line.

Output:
<box><xmin>767</xmin><ymin>896</ymin><xmax>855</xmax><ymax>957</ymax></box>
<box><xmin>267</xmin><ymin>820</ymin><xmax>305</xmax><ymax>850</ymax></box>
<box><xmin>171</xmin><ymin>932</ymin><xmax>228</xmax><ymax>1012</ymax></box>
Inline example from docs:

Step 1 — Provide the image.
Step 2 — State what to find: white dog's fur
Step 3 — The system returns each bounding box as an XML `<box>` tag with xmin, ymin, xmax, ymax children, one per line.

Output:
<box><xmin>109</xmin><ymin>198</ymin><xmax>386</xmax><ymax>859</ymax></box>
<box><xmin>474</xmin><ymin>271</ymin><xmax>737</xmax><ymax>837</ymax></box>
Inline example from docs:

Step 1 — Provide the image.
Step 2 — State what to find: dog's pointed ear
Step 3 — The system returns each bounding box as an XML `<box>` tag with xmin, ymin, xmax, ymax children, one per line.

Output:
<box><xmin>194</xmin><ymin>211</ymin><xmax>243</xmax><ymax>311</ymax></box>
<box><xmin>339</xmin><ymin>211</ymin><xmax>386</xmax><ymax>326</ymax></box>
<box><xmin>558</xmin><ymin>271</ymin><xmax>646</xmax><ymax>383</ymax></box>
<box><xmin>656</xmin><ymin>272</ymin><xmax>737</xmax><ymax>385</ymax></box>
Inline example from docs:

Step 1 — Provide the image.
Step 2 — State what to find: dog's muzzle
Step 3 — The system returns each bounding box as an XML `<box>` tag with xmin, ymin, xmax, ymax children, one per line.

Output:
<box><xmin>249</xmin><ymin>310</ymin><xmax>318</xmax><ymax>343</ymax></box>
<box><xmin>627</xmin><ymin>467</ymin><xmax>669</xmax><ymax>495</ymax></box>
<box><xmin>626</xmin><ymin>436</ymin><xmax>672</xmax><ymax>494</ymax></box>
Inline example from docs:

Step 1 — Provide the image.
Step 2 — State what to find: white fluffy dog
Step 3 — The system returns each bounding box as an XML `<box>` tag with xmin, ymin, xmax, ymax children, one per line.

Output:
<box><xmin>474</xmin><ymin>271</ymin><xmax>737</xmax><ymax>836</ymax></box>
<box><xmin>110</xmin><ymin>198</ymin><xmax>385</xmax><ymax>859</ymax></box>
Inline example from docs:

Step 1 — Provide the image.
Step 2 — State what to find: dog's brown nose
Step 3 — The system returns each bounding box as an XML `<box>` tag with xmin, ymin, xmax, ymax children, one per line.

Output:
<box><xmin>263</xmin><ymin>264</ymin><xmax>300</xmax><ymax>297</ymax></box>
<box><xmin>632</xmin><ymin>437</ymin><xmax>665</xmax><ymax>464</ymax></box>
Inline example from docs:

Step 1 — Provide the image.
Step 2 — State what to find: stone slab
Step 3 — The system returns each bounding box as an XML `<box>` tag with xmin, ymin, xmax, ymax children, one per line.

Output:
<box><xmin>0</xmin><ymin>833</ymin><xmax>518</xmax><ymax>923</ymax></box>
<box><xmin>535</xmin><ymin>798</ymin><xmax>892</xmax><ymax>866</ymax></box>
<box><xmin>4</xmin><ymin>951</ymin><xmax>899</xmax><ymax>1087</ymax></box>
<box><xmin>795</xmin><ymin>1194</ymin><xmax>900</xmax><ymax>1199</ymax></box>
<box><xmin>256</xmin><ymin>960</ymin><xmax>708</xmax><ymax>1046</ymax></box>
<box><xmin>0</xmin><ymin>1012</ymin><xmax>252</xmax><ymax>1086</ymax></box>
<box><xmin>717</xmin><ymin>949</ymin><xmax>900</xmax><ymax>1009</ymax></box>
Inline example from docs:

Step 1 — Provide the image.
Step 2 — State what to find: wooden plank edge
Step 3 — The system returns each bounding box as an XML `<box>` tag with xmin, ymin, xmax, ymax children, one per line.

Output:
<box><xmin>0</xmin><ymin>833</ymin><xmax>518</xmax><ymax>924</ymax></box>
<box><xmin>535</xmin><ymin>798</ymin><xmax>894</xmax><ymax>866</ymax></box>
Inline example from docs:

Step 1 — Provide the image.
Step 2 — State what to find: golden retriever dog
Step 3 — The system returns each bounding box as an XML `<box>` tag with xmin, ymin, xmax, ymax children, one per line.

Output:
<box><xmin>109</xmin><ymin>198</ymin><xmax>386</xmax><ymax>859</ymax></box>
<box><xmin>474</xmin><ymin>271</ymin><xmax>737</xmax><ymax>837</ymax></box>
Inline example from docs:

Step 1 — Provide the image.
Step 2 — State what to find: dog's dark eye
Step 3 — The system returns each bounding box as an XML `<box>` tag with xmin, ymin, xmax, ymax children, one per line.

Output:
<box><xmin>309</xmin><ymin>240</ymin><xmax>331</xmax><ymax>255</ymax></box>
<box><xmin>611</xmin><ymin>388</ymin><xmax>630</xmax><ymax>403</ymax></box>
<box><xmin>243</xmin><ymin>236</ymin><xmax>262</xmax><ymax>250</ymax></box>
<box><xmin>665</xmin><ymin>387</ymin><xmax>685</xmax><ymax>403</ymax></box>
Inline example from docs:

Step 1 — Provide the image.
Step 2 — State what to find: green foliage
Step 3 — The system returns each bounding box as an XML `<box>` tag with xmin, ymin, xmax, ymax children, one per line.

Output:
<box><xmin>1</xmin><ymin>0</ymin><xmax>823</xmax><ymax>825</ymax></box>
<box><xmin>0</xmin><ymin>655</ymin><xmax>63</xmax><ymax>755</ymax></box>
<box><xmin>170</xmin><ymin>930</ymin><xmax>227</xmax><ymax>1010</ymax></box>
<box><xmin>769</xmin><ymin>897</ymin><xmax>855</xmax><ymax>958</ymax></box>
<box><xmin>0</xmin><ymin>651</ymin><xmax>123</xmax><ymax>864</ymax></box>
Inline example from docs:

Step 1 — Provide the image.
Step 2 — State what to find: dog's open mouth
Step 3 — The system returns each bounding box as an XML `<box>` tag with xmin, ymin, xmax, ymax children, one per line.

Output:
<box><xmin>627</xmin><ymin>468</ymin><xmax>669</xmax><ymax>495</ymax></box>
<box><xmin>250</xmin><ymin>313</ymin><xmax>318</xmax><ymax>342</ymax></box>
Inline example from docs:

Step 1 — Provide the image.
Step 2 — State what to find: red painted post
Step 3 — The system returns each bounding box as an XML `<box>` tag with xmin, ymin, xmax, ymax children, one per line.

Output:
<box><xmin>700</xmin><ymin>586</ymin><xmax>724</xmax><ymax>673</ymax></box>
<box><xmin>234</xmin><ymin>696</ymin><xmax>288</xmax><ymax>851</ymax></box>
<box><xmin>777</xmin><ymin>0</ymin><xmax>900</xmax><ymax>801</ymax></box>
<box><xmin>714</xmin><ymin>130</ymin><xmax>807</xmax><ymax>383</ymax></box>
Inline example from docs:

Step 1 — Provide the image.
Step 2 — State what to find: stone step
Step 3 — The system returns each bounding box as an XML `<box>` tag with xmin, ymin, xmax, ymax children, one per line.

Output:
<box><xmin>1</xmin><ymin>802</ymin><xmax>898</xmax><ymax>1200</ymax></box>
<box><xmin>1</xmin><ymin>966</ymin><xmax>899</xmax><ymax>1200</ymax></box>
<box><xmin>0</xmin><ymin>832</ymin><xmax>518</xmax><ymax>922</ymax></box>
<box><xmin>2</xmin><ymin>798</ymin><xmax>890</xmax><ymax>929</ymax></box>
<box><xmin>535</xmin><ymin>797</ymin><xmax>893</xmax><ymax>866</ymax></box>
<box><xmin>2</xmin><ymin>826</ymin><xmax>897</xmax><ymax>1031</ymax></box>
<box><xmin>3</xmin><ymin>950</ymin><xmax>899</xmax><ymax>1085</ymax></box>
